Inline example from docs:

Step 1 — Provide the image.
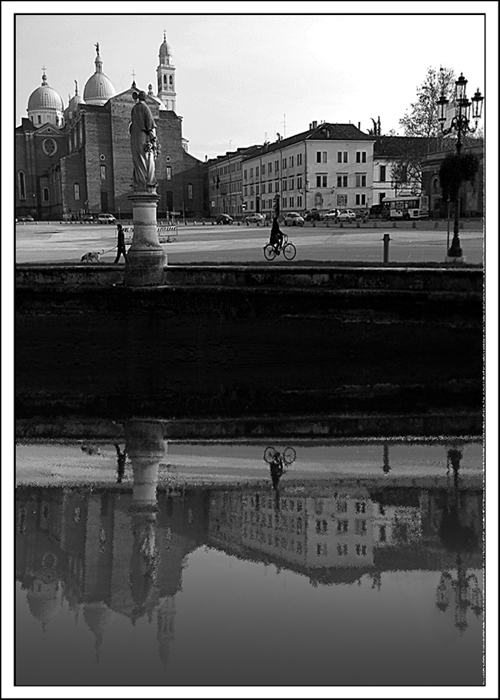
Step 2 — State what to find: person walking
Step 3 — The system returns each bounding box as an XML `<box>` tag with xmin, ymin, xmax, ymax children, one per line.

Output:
<box><xmin>114</xmin><ymin>223</ymin><xmax>127</xmax><ymax>263</ymax></box>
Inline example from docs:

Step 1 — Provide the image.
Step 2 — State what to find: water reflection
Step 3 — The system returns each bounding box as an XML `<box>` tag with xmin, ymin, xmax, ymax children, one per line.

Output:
<box><xmin>15</xmin><ymin>426</ymin><xmax>484</xmax><ymax>685</ymax></box>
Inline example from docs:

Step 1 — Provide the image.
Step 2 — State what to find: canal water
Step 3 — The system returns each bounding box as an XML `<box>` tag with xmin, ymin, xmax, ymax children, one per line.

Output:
<box><xmin>15</xmin><ymin>434</ymin><xmax>484</xmax><ymax>687</ymax></box>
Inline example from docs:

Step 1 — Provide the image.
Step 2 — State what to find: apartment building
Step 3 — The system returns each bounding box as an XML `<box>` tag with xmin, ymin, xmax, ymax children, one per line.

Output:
<box><xmin>240</xmin><ymin>121</ymin><xmax>375</xmax><ymax>216</ymax></box>
<box><xmin>205</xmin><ymin>145</ymin><xmax>262</xmax><ymax>218</ymax></box>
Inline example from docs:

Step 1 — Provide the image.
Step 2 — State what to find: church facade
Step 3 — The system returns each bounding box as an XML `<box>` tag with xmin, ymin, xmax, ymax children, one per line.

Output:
<box><xmin>15</xmin><ymin>34</ymin><xmax>204</xmax><ymax>221</ymax></box>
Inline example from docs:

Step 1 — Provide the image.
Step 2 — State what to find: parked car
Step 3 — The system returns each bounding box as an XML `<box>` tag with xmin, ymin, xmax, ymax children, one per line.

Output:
<box><xmin>216</xmin><ymin>213</ymin><xmax>234</xmax><ymax>225</ymax></box>
<box><xmin>369</xmin><ymin>204</ymin><xmax>386</xmax><ymax>219</ymax></box>
<box><xmin>17</xmin><ymin>215</ymin><xmax>34</xmax><ymax>222</ymax></box>
<box><xmin>354</xmin><ymin>209</ymin><xmax>369</xmax><ymax>221</ymax></box>
<box><xmin>337</xmin><ymin>209</ymin><xmax>356</xmax><ymax>222</ymax></box>
<box><xmin>244</xmin><ymin>213</ymin><xmax>265</xmax><ymax>225</ymax></box>
<box><xmin>323</xmin><ymin>210</ymin><xmax>339</xmax><ymax>221</ymax></box>
<box><xmin>283</xmin><ymin>212</ymin><xmax>305</xmax><ymax>227</ymax></box>
<box><xmin>303</xmin><ymin>209</ymin><xmax>322</xmax><ymax>222</ymax></box>
<box><xmin>97</xmin><ymin>213</ymin><xmax>116</xmax><ymax>224</ymax></box>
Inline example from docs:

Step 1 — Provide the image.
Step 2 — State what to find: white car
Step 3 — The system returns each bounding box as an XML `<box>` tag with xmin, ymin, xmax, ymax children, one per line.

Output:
<box><xmin>337</xmin><ymin>209</ymin><xmax>356</xmax><ymax>222</ymax></box>
<box><xmin>244</xmin><ymin>213</ymin><xmax>265</xmax><ymax>225</ymax></box>
<box><xmin>323</xmin><ymin>210</ymin><xmax>339</xmax><ymax>221</ymax></box>
<box><xmin>284</xmin><ymin>212</ymin><xmax>304</xmax><ymax>226</ymax></box>
<box><xmin>97</xmin><ymin>213</ymin><xmax>117</xmax><ymax>224</ymax></box>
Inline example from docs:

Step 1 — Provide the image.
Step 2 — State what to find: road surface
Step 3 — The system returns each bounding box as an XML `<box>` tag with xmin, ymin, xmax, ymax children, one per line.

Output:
<box><xmin>15</xmin><ymin>220</ymin><xmax>484</xmax><ymax>265</ymax></box>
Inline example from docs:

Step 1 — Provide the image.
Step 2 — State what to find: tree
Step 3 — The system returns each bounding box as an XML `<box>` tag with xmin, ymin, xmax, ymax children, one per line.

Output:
<box><xmin>439</xmin><ymin>152</ymin><xmax>479</xmax><ymax>201</ymax></box>
<box><xmin>399</xmin><ymin>66</ymin><xmax>456</xmax><ymax>138</ymax></box>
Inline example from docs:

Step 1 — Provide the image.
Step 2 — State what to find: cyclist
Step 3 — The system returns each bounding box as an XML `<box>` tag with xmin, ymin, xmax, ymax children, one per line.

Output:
<box><xmin>269</xmin><ymin>217</ymin><xmax>284</xmax><ymax>254</ymax></box>
<box><xmin>269</xmin><ymin>451</ymin><xmax>286</xmax><ymax>491</ymax></box>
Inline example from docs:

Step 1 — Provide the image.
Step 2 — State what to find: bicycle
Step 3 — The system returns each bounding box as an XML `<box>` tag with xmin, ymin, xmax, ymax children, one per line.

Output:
<box><xmin>263</xmin><ymin>446</ymin><xmax>297</xmax><ymax>466</ymax></box>
<box><xmin>263</xmin><ymin>232</ymin><xmax>296</xmax><ymax>261</ymax></box>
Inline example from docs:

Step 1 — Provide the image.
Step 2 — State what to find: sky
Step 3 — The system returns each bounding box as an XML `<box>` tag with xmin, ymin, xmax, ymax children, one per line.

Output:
<box><xmin>6</xmin><ymin>3</ymin><xmax>494</xmax><ymax>162</ymax></box>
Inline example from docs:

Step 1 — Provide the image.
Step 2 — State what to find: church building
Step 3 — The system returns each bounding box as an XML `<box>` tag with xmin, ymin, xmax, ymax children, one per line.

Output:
<box><xmin>15</xmin><ymin>34</ymin><xmax>204</xmax><ymax>220</ymax></box>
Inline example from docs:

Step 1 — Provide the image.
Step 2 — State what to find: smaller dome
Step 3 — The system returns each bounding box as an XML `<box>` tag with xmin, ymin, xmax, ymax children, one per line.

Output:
<box><xmin>27</xmin><ymin>71</ymin><xmax>64</xmax><ymax>112</ymax></box>
<box><xmin>65</xmin><ymin>80</ymin><xmax>85</xmax><ymax>119</ymax></box>
<box><xmin>159</xmin><ymin>31</ymin><xmax>173</xmax><ymax>63</ymax></box>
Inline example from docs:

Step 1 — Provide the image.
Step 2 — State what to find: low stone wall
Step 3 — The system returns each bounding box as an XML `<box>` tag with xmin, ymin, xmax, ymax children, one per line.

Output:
<box><xmin>16</xmin><ymin>262</ymin><xmax>483</xmax><ymax>294</ymax></box>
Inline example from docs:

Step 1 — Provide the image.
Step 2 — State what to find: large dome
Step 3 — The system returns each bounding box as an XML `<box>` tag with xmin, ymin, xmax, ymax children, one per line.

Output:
<box><xmin>83</xmin><ymin>43</ymin><xmax>116</xmax><ymax>105</ymax></box>
<box><xmin>27</xmin><ymin>72</ymin><xmax>64</xmax><ymax>112</ymax></box>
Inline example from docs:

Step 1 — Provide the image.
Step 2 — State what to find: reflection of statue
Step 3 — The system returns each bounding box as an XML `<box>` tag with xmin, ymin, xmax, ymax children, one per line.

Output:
<box><xmin>130</xmin><ymin>90</ymin><xmax>158</xmax><ymax>191</ymax></box>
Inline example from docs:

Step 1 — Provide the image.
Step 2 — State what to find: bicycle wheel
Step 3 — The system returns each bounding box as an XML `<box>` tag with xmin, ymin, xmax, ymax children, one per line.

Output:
<box><xmin>264</xmin><ymin>244</ymin><xmax>277</xmax><ymax>261</ymax></box>
<box><xmin>264</xmin><ymin>446</ymin><xmax>277</xmax><ymax>463</ymax></box>
<box><xmin>283</xmin><ymin>446</ymin><xmax>296</xmax><ymax>465</ymax></box>
<box><xmin>283</xmin><ymin>243</ymin><xmax>296</xmax><ymax>260</ymax></box>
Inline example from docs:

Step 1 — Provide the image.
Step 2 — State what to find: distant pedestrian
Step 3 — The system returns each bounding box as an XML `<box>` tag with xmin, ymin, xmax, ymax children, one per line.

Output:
<box><xmin>114</xmin><ymin>223</ymin><xmax>127</xmax><ymax>263</ymax></box>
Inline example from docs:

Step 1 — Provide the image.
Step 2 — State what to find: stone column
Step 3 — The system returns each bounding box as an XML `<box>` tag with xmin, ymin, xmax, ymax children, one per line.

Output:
<box><xmin>125</xmin><ymin>191</ymin><xmax>166</xmax><ymax>287</ymax></box>
<box><xmin>125</xmin><ymin>420</ymin><xmax>166</xmax><ymax>510</ymax></box>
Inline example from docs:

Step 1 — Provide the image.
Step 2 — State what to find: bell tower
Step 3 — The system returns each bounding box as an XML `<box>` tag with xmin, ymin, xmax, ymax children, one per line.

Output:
<box><xmin>156</xmin><ymin>31</ymin><xmax>176</xmax><ymax>111</ymax></box>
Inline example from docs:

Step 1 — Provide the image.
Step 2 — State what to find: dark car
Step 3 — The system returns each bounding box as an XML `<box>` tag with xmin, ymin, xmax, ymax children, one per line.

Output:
<box><xmin>369</xmin><ymin>204</ymin><xmax>386</xmax><ymax>219</ymax></box>
<box><xmin>216</xmin><ymin>213</ymin><xmax>234</xmax><ymax>225</ymax></box>
<box><xmin>17</xmin><ymin>215</ymin><xmax>34</xmax><ymax>222</ymax></box>
<box><xmin>304</xmin><ymin>209</ymin><xmax>322</xmax><ymax>222</ymax></box>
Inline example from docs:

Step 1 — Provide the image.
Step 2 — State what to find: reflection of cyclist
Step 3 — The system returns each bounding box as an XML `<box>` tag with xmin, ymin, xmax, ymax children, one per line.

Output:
<box><xmin>269</xmin><ymin>217</ymin><xmax>284</xmax><ymax>253</ymax></box>
<box><xmin>269</xmin><ymin>453</ymin><xmax>285</xmax><ymax>491</ymax></box>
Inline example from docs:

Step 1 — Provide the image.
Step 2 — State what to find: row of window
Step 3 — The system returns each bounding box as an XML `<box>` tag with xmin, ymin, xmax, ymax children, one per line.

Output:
<box><xmin>313</xmin><ymin>519</ymin><xmax>369</xmax><ymax>536</ymax></box>
<box><xmin>244</xmin><ymin>192</ymin><xmax>367</xmax><ymax>211</ymax></box>
<box><xmin>241</xmin><ymin>150</ymin><xmax>369</xmax><ymax>180</ymax></box>
<box><xmin>243</xmin><ymin>528</ymin><xmax>305</xmax><ymax>555</ymax></box>
<box><xmin>242</xmin><ymin>173</ymin><xmax>368</xmax><ymax>197</ymax></box>
<box><xmin>243</xmin><ymin>153</ymin><xmax>305</xmax><ymax>179</ymax></box>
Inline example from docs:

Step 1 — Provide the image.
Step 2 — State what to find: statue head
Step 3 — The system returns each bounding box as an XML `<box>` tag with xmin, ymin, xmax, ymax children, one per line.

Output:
<box><xmin>138</xmin><ymin>90</ymin><xmax>147</xmax><ymax>102</ymax></box>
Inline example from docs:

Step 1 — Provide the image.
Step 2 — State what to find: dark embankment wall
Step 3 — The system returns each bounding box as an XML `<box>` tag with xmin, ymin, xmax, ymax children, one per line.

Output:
<box><xmin>16</xmin><ymin>280</ymin><xmax>483</xmax><ymax>422</ymax></box>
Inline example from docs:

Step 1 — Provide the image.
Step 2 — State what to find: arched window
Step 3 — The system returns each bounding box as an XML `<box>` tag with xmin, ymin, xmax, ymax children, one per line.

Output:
<box><xmin>43</xmin><ymin>187</ymin><xmax>50</xmax><ymax>203</ymax></box>
<box><xmin>163</xmin><ymin>75</ymin><xmax>167</xmax><ymax>85</ymax></box>
<box><xmin>18</xmin><ymin>171</ymin><xmax>26</xmax><ymax>200</ymax></box>
<box><xmin>169</xmin><ymin>75</ymin><xmax>173</xmax><ymax>86</ymax></box>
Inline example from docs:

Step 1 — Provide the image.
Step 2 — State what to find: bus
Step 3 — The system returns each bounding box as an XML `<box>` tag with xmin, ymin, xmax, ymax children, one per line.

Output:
<box><xmin>381</xmin><ymin>194</ymin><xmax>429</xmax><ymax>220</ymax></box>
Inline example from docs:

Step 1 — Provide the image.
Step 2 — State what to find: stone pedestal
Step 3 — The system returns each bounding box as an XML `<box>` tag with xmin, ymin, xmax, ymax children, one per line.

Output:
<box><xmin>125</xmin><ymin>420</ymin><xmax>166</xmax><ymax>511</ymax></box>
<box><xmin>125</xmin><ymin>191</ymin><xmax>166</xmax><ymax>287</ymax></box>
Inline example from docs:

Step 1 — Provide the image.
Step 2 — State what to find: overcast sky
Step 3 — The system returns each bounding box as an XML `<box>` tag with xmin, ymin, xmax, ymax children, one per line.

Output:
<box><xmin>8</xmin><ymin>3</ymin><xmax>492</xmax><ymax>162</ymax></box>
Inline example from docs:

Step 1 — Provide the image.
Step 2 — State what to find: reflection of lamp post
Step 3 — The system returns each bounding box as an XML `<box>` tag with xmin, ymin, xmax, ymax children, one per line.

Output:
<box><xmin>437</xmin><ymin>73</ymin><xmax>484</xmax><ymax>258</ymax></box>
<box><xmin>436</xmin><ymin>558</ymin><xmax>483</xmax><ymax>634</ymax></box>
<box><xmin>435</xmin><ymin>447</ymin><xmax>483</xmax><ymax>633</ymax></box>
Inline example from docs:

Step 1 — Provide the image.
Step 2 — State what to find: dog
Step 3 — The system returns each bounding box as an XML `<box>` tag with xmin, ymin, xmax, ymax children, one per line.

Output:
<box><xmin>81</xmin><ymin>249</ymin><xmax>104</xmax><ymax>263</ymax></box>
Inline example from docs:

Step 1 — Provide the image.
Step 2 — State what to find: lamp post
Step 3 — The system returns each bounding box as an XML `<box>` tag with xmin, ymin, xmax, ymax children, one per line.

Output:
<box><xmin>437</xmin><ymin>73</ymin><xmax>484</xmax><ymax>258</ymax></box>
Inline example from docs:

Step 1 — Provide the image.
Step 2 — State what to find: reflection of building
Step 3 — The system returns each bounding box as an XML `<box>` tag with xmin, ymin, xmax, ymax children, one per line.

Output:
<box><xmin>209</xmin><ymin>486</ymin><xmax>376</xmax><ymax>585</ymax></box>
<box><xmin>16</xmin><ymin>484</ymin><xmax>207</xmax><ymax>665</ymax></box>
<box><xmin>16</xmin><ymin>35</ymin><xmax>204</xmax><ymax>220</ymax></box>
<box><xmin>16</xmin><ymin>475</ymin><xmax>484</xmax><ymax>664</ymax></box>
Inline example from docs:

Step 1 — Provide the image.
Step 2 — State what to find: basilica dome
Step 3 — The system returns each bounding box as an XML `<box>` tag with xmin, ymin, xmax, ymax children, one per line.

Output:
<box><xmin>27</xmin><ymin>71</ymin><xmax>64</xmax><ymax>112</ymax></box>
<box><xmin>83</xmin><ymin>43</ymin><xmax>116</xmax><ymax>106</ymax></box>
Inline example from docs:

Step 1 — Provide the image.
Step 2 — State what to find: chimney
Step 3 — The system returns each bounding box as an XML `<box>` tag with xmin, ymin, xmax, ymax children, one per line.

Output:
<box><xmin>358</xmin><ymin>122</ymin><xmax>361</xmax><ymax>130</ymax></box>
<box><xmin>312</xmin><ymin>120</ymin><xmax>318</xmax><ymax>129</ymax></box>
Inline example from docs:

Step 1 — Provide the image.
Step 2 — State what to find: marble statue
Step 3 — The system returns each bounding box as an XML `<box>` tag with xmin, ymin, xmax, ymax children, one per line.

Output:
<box><xmin>130</xmin><ymin>90</ymin><xmax>158</xmax><ymax>191</ymax></box>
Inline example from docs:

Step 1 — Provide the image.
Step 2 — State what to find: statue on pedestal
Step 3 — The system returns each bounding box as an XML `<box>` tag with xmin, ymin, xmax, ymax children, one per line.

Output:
<box><xmin>130</xmin><ymin>90</ymin><xmax>159</xmax><ymax>191</ymax></box>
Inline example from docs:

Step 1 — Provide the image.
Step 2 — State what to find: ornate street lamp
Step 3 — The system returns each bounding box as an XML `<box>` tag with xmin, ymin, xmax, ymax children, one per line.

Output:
<box><xmin>437</xmin><ymin>73</ymin><xmax>484</xmax><ymax>258</ymax></box>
